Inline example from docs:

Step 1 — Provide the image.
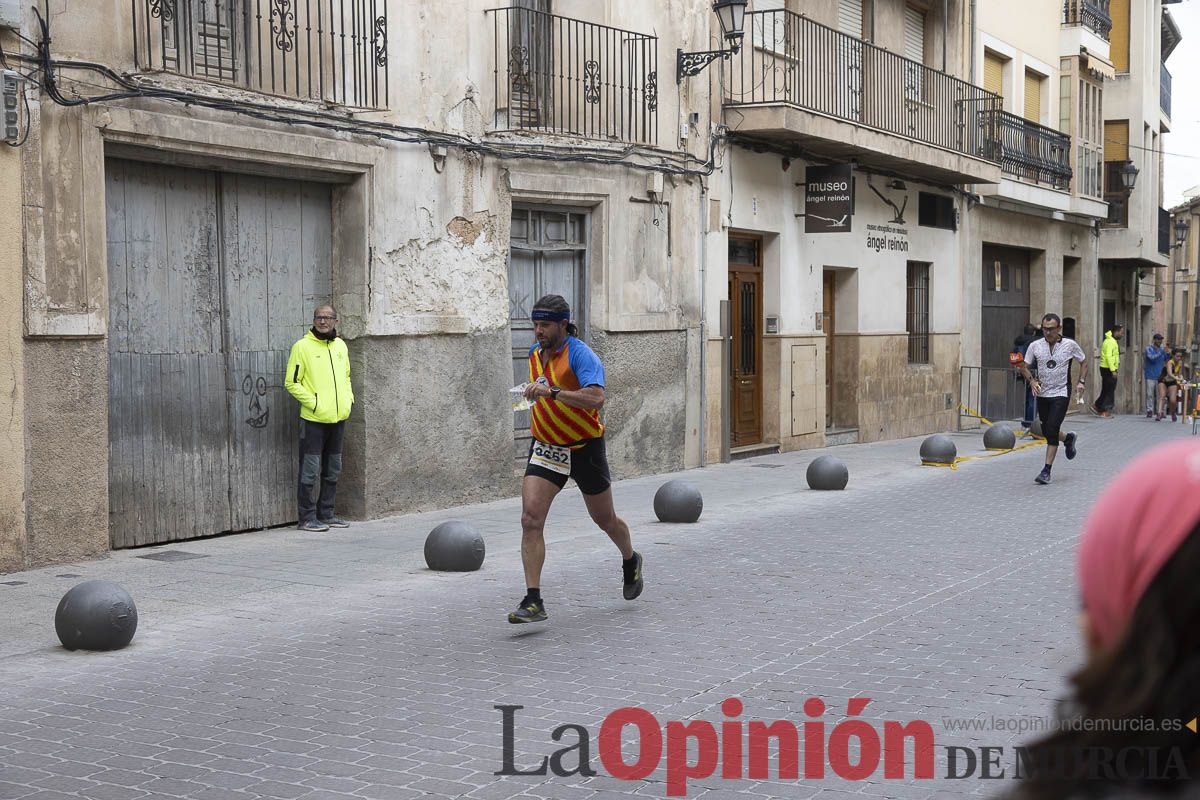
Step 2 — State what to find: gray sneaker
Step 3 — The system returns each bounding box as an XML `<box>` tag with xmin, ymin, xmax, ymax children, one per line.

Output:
<box><xmin>298</xmin><ymin>519</ymin><xmax>330</xmax><ymax>532</ymax></box>
<box><xmin>319</xmin><ymin>516</ymin><xmax>350</xmax><ymax>528</ymax></box>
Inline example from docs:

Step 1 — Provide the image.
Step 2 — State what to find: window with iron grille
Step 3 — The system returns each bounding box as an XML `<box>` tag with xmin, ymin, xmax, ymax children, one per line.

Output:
<box><xmin>907</xmin><ymin>262</ymin><xmax>930</xmax><ymax>364</ymax></box>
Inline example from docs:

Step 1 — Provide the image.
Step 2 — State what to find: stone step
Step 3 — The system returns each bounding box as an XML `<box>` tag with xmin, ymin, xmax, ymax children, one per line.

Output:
<box><xmin>825</xmin><ymin>427</ymin><xmax>860</xmax><ymax>447</ymax></box>
<box><xmin>729</xmin><ymin>443</ymin><xmax>781</xmax><ymax>461</ymax></box>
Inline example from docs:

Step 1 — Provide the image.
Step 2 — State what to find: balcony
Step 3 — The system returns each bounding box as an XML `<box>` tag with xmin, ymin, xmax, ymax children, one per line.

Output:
<box><xmin>1161</xmin><ymin>63</ymin><xmax>1172</xmax><ymax>118</ymax></box>
<box><xmin>486</xmin><ymin>7</ymin><xmax>658</xmax><ymax>145</ymax></box>
<box><xmin>132</xmin><ymin>0</ymin><xmax>388</xmax><ymax>108</ymax></box>
<box><xmin>724</xmin><ymin>10</ymin><xmax>1002</xmax><ymax>185</ymax></box>
<box><xmin>1063</xmin><ymin>0</ymin><xmax>1112</xmax><ymax>41</ymax></box>
<box><xmin>989</xmin><ymin>111</ymin><xmax>1072</xmax><ymax>191</ymax></box>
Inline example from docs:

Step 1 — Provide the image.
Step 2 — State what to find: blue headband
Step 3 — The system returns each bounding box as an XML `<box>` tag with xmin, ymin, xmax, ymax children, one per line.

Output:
<box><xmin>531</xmin><ymin>309</ymin><xmax>570</xmax><ymax>322</ymax></box>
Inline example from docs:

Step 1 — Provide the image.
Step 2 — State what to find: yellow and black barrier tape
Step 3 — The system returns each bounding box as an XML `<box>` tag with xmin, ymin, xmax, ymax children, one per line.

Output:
<box><xmin>923</xmin><ymin>405</ymin><xmax>1047</xmax><ymax>469</ymax></box>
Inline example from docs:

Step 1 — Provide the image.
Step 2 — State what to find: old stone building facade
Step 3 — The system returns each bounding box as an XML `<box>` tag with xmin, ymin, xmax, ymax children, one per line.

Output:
<box><xmin>0</xmin><ymin>0</ymin><xmax>1187</xmax><ymax>570</ymax></box>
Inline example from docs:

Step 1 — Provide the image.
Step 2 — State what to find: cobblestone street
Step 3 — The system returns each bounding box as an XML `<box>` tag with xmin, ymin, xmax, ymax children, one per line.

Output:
<box><xmin>1</xmin><ymin>415</ymin><xmax>1193</xmax><ymax>800</ymax></box>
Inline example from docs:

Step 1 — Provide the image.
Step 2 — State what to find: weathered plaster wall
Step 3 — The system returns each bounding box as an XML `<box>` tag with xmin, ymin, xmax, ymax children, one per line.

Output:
<box><xmin>0</xmin><ymin>57</ymin><xmax>26</xmax><ymax>570</ymax></box>
<box><xmin>352</xmin><ymin>332</ymin><xmax>514</xmax><ymax>517</ymax></box>
<box><xmin>590</xmin><ymin>331</ymin><xmax>689</xmax><ymax>479</ymax></box>
<box><xmin>23</xmin><ymin>340</ymin><xmax>108</xmax><ymax>566</ymax></box>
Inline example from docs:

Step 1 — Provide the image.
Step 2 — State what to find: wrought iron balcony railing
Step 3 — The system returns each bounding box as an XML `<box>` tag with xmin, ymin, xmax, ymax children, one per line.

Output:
<box><xmin>1161</xmin><ymin>63</ymin><xmax>1172</xmax><ymax>118</ymax></box>
<box><xmin>1063</xmin><ymin>0</ymin><xmax>1113</xmax><ymax>40</ymax></box>
<box><xmin>133</xmin><ymin>0</ymin><xmax>388</xmax><ymax>108</ymax></box>
<box><xmin>986</xmin><ymin>111</ymin><xmax>1073</xmax><ymax>190</ymax></box>
<box><xmin>487</xmin><ymin>7</ymin><xmax>658</xmax><ymax>144</ymax></box>
<box><xmin>725</xmin><ymin>10</ymin><xmax>1002</xmax><ymax>164</ymax></box>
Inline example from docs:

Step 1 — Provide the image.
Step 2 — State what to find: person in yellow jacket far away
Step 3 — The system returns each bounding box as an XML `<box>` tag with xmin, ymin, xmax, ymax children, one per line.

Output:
<box><xmin>1091</xmin><ymin>323</ymin><xmax>1123</xmax><ymax>418</ymax></box>
<box><xmin>284</xmin><ymin>304</ymin><xmax>355</xmax><ymax>532</ymax></box>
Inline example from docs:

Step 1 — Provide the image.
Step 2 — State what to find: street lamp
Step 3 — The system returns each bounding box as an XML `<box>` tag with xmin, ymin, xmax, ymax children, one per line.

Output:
<box><xmin>677</xmin><ymin>0</ymin><xmax>749</xmax><ymax>83</ymax></box>
<box><xmin>1120</xmin><ymin>160</ymin><xmax>1139</xmax><ymax>194</ymax></box>
<box><xmin>1172</xmin><ymin>217</ymin><xmax>1190</xmax><ymax>249</ymax></box>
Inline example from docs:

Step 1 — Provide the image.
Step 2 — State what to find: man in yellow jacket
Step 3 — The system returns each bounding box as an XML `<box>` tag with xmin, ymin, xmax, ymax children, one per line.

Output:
<box><xmin>285</xmin><ymin>304</ymin><xmax>354</xmax><ymax>531</ymax></box>
<box><xmin>1092</xmin><ymin>324</ymin><xmax>1123</xmax><ymax>418</ymax></box>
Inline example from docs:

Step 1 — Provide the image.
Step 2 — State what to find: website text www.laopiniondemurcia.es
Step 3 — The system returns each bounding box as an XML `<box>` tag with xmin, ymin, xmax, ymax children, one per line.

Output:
<box><xmin>496</xmin><ymin>699</ymin><xmax>1194</xmax><ymax>796</ymax></box>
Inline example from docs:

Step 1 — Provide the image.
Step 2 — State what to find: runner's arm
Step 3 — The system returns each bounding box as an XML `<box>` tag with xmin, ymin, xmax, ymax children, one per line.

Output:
<box><xmin>531</xmin><ymin>383</ymin><xmax>605</xmax><ymax>410</ymax></box>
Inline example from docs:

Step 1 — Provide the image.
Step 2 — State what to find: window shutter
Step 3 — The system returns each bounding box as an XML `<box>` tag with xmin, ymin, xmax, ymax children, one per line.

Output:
<box><xmin>1110</xmin><ymin>0</ymin><xmax>1129</xmax><ymax>73</ymax></box>
<box><xmin>903</xmin><ymin>7</ymin><xmax>925</xmax><ymax>64</ymax></box>
<box><xmin>838</xmin><ymin>0</ymin><xmax>864</xmax><ymax>38</ymax></box>
<box><xmin>983</xmin><ymin>51</ymin><xmax>1004</xmax><ymax>97</ymax></box>
<box><xmin>753</xmin><ymin>0</ymin><xmax>786</xmax><ymax>51</ymax></box>
<box><xmin>1105</xmin><ymin>120</ymin><xmax>1129</xmax><ymax>162</ymax></box>
<box><xmin>1023</xmin><ymin>70</ymin><xmax>1042</xmax><ymax>123</ymax></box>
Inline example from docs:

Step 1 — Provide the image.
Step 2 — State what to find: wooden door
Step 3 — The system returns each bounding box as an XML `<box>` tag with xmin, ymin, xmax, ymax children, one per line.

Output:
<box><xmin>729</xmin><ymin>236</ymin><xmax>762</xmax><ymax>446</ymax></box>
<box><xmin>823</xmin><ymin>271</ymin><xmax>836</xmax><ymax>428</ymax></box>
<box><xmin>980</xmin><ymin>245</ymin><xmax>1031</xmax><ymax>423</ymax></box>
<box><xmin>106</xmin><ymin>159</ymin><xmax>332</xmax><ymax>547</ymax></box>
<box><xmin>219</xmin><ymin>173</ymin><xmax>333</xmax><ymax>532</ymax></box>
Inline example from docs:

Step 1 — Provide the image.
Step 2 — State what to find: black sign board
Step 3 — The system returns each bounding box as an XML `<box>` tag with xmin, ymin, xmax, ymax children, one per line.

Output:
<box><xmin>805</xmin><ymin>164</ymin><xmax>855</xmax><ymax>233</ymax></box>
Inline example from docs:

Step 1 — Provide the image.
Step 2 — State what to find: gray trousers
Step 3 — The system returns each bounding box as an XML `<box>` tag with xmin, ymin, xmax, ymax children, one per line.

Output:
<box><xmin>298</xmin><ymin>420</ymin><xmax>345</xmax><ymax>522</ymax></box>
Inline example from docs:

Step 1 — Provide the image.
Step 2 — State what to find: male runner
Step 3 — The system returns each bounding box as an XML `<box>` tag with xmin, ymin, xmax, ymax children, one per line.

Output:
<box><xmin>509</xmin><ymin>294</ymin><xmax>643</xmax><ymax>623</ymax></box>
<box><xmin>1017</xmin><ymin>313</ymin><xmax>1089</xmax><ymax>485</ymax></box>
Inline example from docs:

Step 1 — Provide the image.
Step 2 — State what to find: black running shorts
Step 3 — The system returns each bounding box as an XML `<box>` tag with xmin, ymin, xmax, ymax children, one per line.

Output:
<box><xmin>1037</xmin><ymin>396</ymin><xmax>1069</xmax><ymax>444</ymax></box>
<box><xmin>525</xmin><ymin>437</ymin><xmax>611</xmax><ymax>495</ymax></box>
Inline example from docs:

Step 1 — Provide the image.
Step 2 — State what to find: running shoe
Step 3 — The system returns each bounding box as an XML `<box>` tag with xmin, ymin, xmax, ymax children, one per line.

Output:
<box><xmin>622</xmin><ymin>551</ymin><xmax>644</xmax><ymax>600</ymax></box>
<box><xmin>1064</xmin><ymin>432</ymin><xmax>1077</xmax><ymax>461</ymax></box>
<box><xmin>508</xmin><ymin>600</ymin><xmax>548</xmax><ymax>624</ymax></box>
<box><xmin>1035</xmin><ymin>467</ymin><xmax>1052</xmax><ymax>485</ymax></box>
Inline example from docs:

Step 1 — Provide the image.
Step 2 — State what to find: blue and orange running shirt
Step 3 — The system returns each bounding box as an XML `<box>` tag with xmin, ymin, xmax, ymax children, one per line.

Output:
<box><xmin>528</xmin><ymin>336</ymin><xmax>605</xmax><ymax>446</ymax></box>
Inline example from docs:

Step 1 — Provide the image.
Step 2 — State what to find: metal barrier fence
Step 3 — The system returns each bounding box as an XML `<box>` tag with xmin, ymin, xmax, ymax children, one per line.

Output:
<box><xmin>959</xmin><ymin>366</ymin><xmax>1030</xmax><ymax>430</ymax></box>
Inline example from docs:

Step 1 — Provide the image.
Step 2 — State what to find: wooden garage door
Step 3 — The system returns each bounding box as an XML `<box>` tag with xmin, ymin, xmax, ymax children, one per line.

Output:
<box><xmin>106</xmin><ymin>159</ymin><xmax>333</xmax><ymax>547</ymax></box>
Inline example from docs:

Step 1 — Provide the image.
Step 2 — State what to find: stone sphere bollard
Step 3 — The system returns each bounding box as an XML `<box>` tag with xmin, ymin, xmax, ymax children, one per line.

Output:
<box><xmin>653</xmin><ymin>480</ymin><xmax>703</xmax><ymax>523</ymax></box>
<box><xmin>806</xmin><ymin>455</ymin><xmax>849</xmax><ymax>490</ymax></box>
<box><xmin>1030</xmin><ymin>417</ymin><xmax>1044</xmax><ymax>438</ymax></box>
<box><xmin>920</xmin><ymin>434</ymin><xmax>957</xmax><ymax>465</ymax></box>
<box><xmin>54</xmin><ymin>580</ymin><xmax>139</xmax><ymax>651</ymax></box>
<box><xmin>983</xmin><ymin>424</ymin><xmax>1017</xmax><ymax>451</ymax></box>
<box><xmin>424</xmin><ymin>521</ymin><xmax>486</xmax><ymax>572</ymax></box>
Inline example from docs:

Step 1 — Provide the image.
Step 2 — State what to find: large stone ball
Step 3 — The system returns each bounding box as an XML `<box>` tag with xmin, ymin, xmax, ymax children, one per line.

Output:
<box><xmin>653</xmin><ymin>480</ymin><xmax>703</xmax><ymax>523</ymax></box>
<box><xmin>424</xmin><ymin>521</ymin><xmax>486</xmax><ymax>572</ymax></box>
<box><xmin>983</xmin><ymin>424</ymin><xmax>1017</xmax><ymax>451</ymax></box>
<box><xmin>806</xmin><ymin>455</ymin><xmax>849</xmax><ymax>490</ymax></box>
<box><xmin>920</xmin><ymin>434</ymin><xmax>957</xmax><ymax>465</ymax></box>
<box><xmin>54</xmin><ymin>581</ymin><xmax>139</xmax><ymax>651</ymax></box>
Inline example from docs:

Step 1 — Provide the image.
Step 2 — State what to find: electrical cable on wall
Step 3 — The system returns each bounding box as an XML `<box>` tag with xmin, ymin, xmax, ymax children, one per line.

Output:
<box><xmin>18</xmin><ymin>8</ymin><xmax>723</xmax><ymax>176</ymax></box>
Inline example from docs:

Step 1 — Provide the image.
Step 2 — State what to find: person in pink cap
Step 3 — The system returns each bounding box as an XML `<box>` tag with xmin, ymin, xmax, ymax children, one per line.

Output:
<box><xmin>1014</xmin><ymin>440</ymin><xmax>1200</xmax><ymax>798</ymax></box>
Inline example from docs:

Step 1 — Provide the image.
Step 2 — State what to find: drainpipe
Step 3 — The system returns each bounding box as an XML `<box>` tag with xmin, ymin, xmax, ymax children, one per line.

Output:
<box><xmin>698</xmin><ymin>181</ymin><xmax>708</xmax><ymax>467</ymax></box>
<box><xmin>969</xmin><ymin>0</ymin><xmax>976</xmax><ymax>86</ymax></box>
<box><xmin>942</xmin><ymin>0</ymin><xmax>948</xmax><ymax>72</ymax></box>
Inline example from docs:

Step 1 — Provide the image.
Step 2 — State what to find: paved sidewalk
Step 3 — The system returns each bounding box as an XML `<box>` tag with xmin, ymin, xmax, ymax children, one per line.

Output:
<box><xmin>0</xmin><ymin>414</ymin><xmax>1192</xmax><ymax>799</ymax></box>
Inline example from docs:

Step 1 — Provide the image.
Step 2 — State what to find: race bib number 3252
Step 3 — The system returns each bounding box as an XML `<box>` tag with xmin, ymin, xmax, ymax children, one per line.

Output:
<box><xmin>530</xmin><ymin>441</ymin><xmax>571</xmax><ymax>475</ymax></box>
